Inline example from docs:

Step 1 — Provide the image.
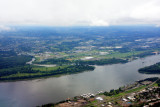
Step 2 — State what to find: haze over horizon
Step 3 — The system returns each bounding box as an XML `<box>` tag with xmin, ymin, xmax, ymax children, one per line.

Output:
<box><xmin>0</xmin><ymin>0</ymin><xmax>160</xmax><ymax>31</ymax></box>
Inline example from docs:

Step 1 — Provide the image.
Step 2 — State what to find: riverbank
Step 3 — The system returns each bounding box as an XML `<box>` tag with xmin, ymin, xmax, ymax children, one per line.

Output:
<box><xmin>0</xmin><ymin>50</ymin><xmax>156</xmax><ymax>82</ymax></box>
<box><xmin>40</xmin><ymin>77</ymin><xmax>160</xmax><ymax>107</ymax></box>
<box><xmin>1</xmin><ymin>55</ymin><xmax>160</xmax><ymax>106</ymax></box>
<box><xmin>0</xmin><ymin>65</ymin><xmax>95</xmax><ymax>81</ymax></box>
<box><xmin>138</xmin><ymin>62</ymin><xmax>160</xmax><ymax>74</ymax></box>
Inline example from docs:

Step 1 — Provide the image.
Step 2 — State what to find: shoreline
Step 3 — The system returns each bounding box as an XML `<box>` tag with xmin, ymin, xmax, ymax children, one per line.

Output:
<box><xmin>1</xmin><ymin>55</ymin><xmax>160</xmax><ymax>106</ymax></box>
<box><xmin>40</xmin><ymin>77</ymin><xmax>160</xmax><ymax>107</ymax></box>
<box><xmin>0</xmin><ymin>54</ymin><xmax>159</xmax><ymax>82</ymax></box>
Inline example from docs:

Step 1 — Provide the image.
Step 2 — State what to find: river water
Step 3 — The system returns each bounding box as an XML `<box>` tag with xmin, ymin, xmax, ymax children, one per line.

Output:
<box><xmin>0</xmin><ymin>55</ymin><xmax>160</xmax><ymax>107</ymax></box>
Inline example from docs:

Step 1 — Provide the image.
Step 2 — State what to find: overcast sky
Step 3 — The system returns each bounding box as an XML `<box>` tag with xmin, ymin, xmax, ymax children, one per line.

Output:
<box><xmin>0</xmin><ymin>0</ymin><xmax>160</xmax><ymax>27</ymax></box>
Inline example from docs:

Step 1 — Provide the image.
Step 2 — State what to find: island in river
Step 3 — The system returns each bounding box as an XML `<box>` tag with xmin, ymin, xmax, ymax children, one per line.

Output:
<box><xmin>0</xmin><ymin>55</ymin><xmax>128</xmax><ymax>81</ymax></box>
<box><xmin>0</xmin><ymin>51</ymin><xmax>154</xmax><ymax>81</ymax></box>
<box><xmin>0</xmin><ymin>65</ymin><xmax>95</xmax><ymax>81</ymax></box>
<box><xmin>138</xmin><ymin>62</ymin><xmax>160</xmax><ymax>74</ymax></box>
<box><xmin>1</xmin><ymin>54</ymin><xmax>160</xmax><ymax>107</ymax></box>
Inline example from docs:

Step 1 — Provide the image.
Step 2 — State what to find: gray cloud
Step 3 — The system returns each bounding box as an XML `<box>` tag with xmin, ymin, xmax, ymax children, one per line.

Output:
<box><xmin>0</xmin><ymin>0</ymin><xmax>160</xmax><ymax>26</ymax></box>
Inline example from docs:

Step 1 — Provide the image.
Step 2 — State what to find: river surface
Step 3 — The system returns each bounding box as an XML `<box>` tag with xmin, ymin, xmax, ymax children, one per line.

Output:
<box><xmin>1</xmin><ymin>55</ymin><xmax>160</xmax><ymax>107</ymax></box>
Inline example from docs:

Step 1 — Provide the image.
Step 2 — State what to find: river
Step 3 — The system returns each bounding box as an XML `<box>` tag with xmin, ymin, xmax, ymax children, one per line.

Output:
<box><xmin>0</xmin><ymin>55</ymin><xmax>160</xmax><ymax>107</ymax></box>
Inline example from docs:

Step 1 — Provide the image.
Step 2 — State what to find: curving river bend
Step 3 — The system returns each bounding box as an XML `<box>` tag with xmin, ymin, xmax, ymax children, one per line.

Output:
<box><xmin>1</xmin><ymin>55</ymin><xmax>160</xmax><ymax>107</ymax></box>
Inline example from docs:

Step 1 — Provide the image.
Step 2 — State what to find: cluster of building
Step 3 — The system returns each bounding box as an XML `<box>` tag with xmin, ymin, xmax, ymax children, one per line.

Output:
<box><xmin>80</xmin><ymin>93</ymin><xmax>95</xmax><ymax>98</ymax></box>
<box><xmin>120</xmin><ymin>86</ymin><xmax>160</xmax><ymax>107</ymax></box>
<box><xmin>135</xmin><ymin>87</ymin><xmax>160</xmax><ymax>106</ymax></box>
<box><xmin>53</xmin><ymin>78</ymin><xmax>160</xmax><ymax>107</ymax></box>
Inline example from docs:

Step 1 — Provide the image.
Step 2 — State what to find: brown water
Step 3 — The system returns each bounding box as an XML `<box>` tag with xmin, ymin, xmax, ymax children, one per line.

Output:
<box><xmin>0</xmin><ymin>55</ymin><xmax>160</xmax><ymax>107</ymax></box>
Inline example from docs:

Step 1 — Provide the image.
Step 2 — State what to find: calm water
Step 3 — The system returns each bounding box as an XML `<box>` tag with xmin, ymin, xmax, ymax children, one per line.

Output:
<box><xmin>1</xmin><ymin>55</ymin><xmax>160</xmax><ymax>107</ymax></box>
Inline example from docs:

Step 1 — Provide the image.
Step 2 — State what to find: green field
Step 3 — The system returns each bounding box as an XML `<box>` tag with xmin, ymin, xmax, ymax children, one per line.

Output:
<box><xmin>32</xmin><ymin>65</ymin><xmax>69</xmax><ymax>72</ymax></box>
<box><xmin>111</xmin><ymin>85</ymin><xmax>147</xmax><ymax>98</ymax></box>
<box><xmin>62</xmin><ymin>50</ymin><xmax>153</xmax><ymax>61</ymax></box>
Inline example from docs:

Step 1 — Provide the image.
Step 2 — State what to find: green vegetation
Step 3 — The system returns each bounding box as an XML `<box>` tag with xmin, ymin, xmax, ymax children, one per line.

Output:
<box><xmin>139</xmin><ymin>62</ymin><xmax>160</xmax><ymax>74</ymax></box>
<box><xmin>32</xmin><ymin>65</ymin><xmax>69</xmax><ymax>72</ymax></box>
<box><xmin>75</xmin><ymin>58</ymin><xmax>128</xmax><ymax>65</ymax></box>
<box><xmin>111</xmin><ymin>85</ymin><xmax>147</xmax><ymax>98</ymax></box>
<box><xmin>0</xmin><ymin>50</ymin><xmax>154</xmax><ymax>81</ymax></box>
<box><xmin>0</xmin><ymin>55</ymin><xmax>32</xmax><ymax>69</ymax></box>
<box><xmin>103</xmin><ymin>78</ymin><xmax>159</xmax><ymax>98</ymax></box>
<box><xmin>36</xmin><ymin>57</ymin><xmax>128</xmax><ymax>66</ymax></box>
<box><xmin>1</xmin><ymin>26</ymin><xmax>160</xmax><ymax>81</ymax></box>
<box><xmin>0</xmin><ymin>50</ymin><xmax>16</xmax><ymax>57</ymax></box>
<box><xmin>34</xmin><ymin>58</ymin><xmax>71</xmax><ymax>65</ymax></box>
<box><xmin>99</xmin><ymin>51</ymin><xmax>144</xmax><ymax>59</ymax></box>
<box><xmin>105</xmin><ymin>50</ymin><xmax>154</xmax><ymax>59</ymax></box>
<box><xmin>86</xmin><ymin>100</ymin><xmax>98</xmax><ymax>107</ymax></box>
<box><xmin>61</xmin><ymin>50</ymin><xmax>153</xmax><ymax>60</ymax></box>
<box><xmin>0</xmin><ymin>65</ymin><xmax>95</xmax><ymax>81</ymax></box>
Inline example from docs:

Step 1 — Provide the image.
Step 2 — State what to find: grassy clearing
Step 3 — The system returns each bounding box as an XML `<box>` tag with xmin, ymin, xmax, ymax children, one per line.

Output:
<box><xmin>32</xmin><ymin>65</ymin><xmax>69</xmax><ymax>72</ymax></box>
<box><xmin>65</xmin><ymin>50</ymin><xmax>100</xmax><ymax>60</ymax></box>
<box><xmin>153</xmin><ymin>83</ymin><xmax>159</xmax><ymax>87</ymax></box>
<box><xmin>34</xmin><ymin>57</ymin><xmax>41</xmax><ymax>62</ymax></box>
<box><xmin>85</xmin><ymin>100</ymin><xmax>98</xmax><ymax>107</ymax></box>
<box><xmin>111</xmin><ymin>85</ymin><xmax>147</xmax><ymax>98</ymax></box>
<box><xmin>105</xmin><ymin>51</ymin><xmax>144</xmax><ymax>58</ymax></box>
<box><xmin>68</xmin><ymin>50</ymin><xmax>146</xmax><ymax>60</ymax></box>
<box><xmin>95</xmin><ymin>51</ymin><xmax>147</xmax><ymax>59</ymax></box>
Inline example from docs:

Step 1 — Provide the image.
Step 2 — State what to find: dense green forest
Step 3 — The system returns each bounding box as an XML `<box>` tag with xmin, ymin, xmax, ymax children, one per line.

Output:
<box><xmin>0</xmin><ymin>54</ymin><xmax>94</xmax><ymax>81</ymax></box>
<box><xmin>0</xmin><ymin>65</ymin><xmax>95</xmax><ymax>81</ymax></box>
<box><xmin>0</xmin><ymin>54</ymin><xmax>128</xmax><ymax>81</ymax></box>
<box><xmin>0</xmin><ymin>50</ymin><xmax>17</xmax><ymax>57</ymax></box>
<box><xmin>75</xmin><ymin>58</ymin><xmax>128</xmax><ymax>65</ymax></box>
<box><xmin>138</xmin><ymin>62</ymin><xmax>160</xmax><ymax>74</ymax></box>
<box><xmin>0</xmin><ymin>52</ymin><xmax>155</xmax><ymax>81</ymax></box>
<box><xmin>0</xmin><ymin>55</ymin><xmax>32</xmax><ymax>69</ymax></box>
<box><xmin>36</xmin><ymin>58</ymin><xmax>128</xmax><ymax>65</ymax></box>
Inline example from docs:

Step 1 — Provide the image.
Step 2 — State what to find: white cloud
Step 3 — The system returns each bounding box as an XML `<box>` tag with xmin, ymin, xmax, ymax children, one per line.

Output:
<box><xmin>89</xmin><ymin>18</ymin><xmax>109</xmax><ymax>26</ymax></box>
<box><xmin>130</xmin><ymin>1</ymin><xmax>160</xmax><ymax>20</ymax></box>
<box><xmin>0</xmin><ymin>0</ymin><xmax>160</xmax><ymax>26</ymax></box>
<box><xmin>0</xmin><ymin>25</ymin><xmax>11</xmax><ymax>31</ymax></box>
<box><xmin>156</xmin><ymin>24</ymin><xmax>160</xmax><ymax>27</ymax></box>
